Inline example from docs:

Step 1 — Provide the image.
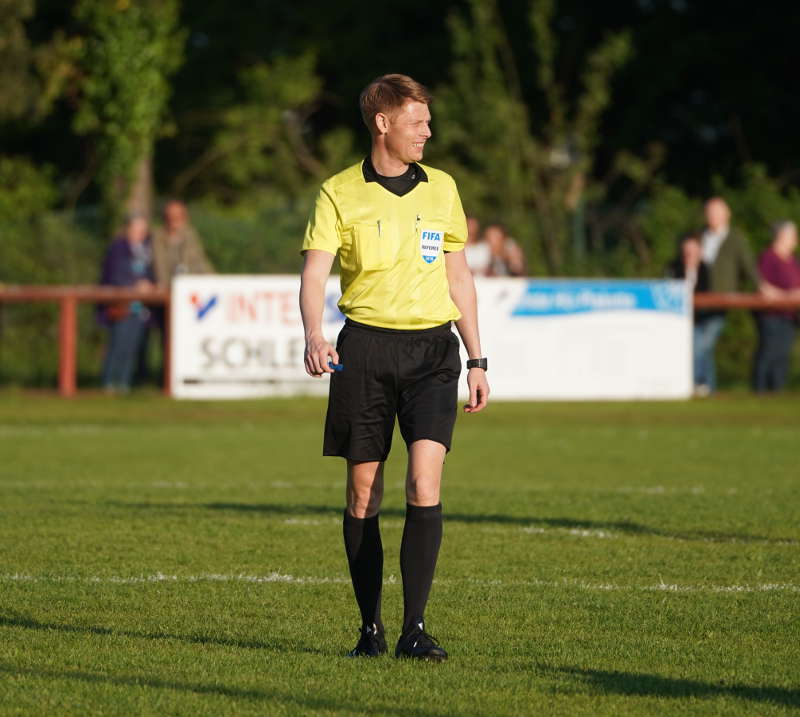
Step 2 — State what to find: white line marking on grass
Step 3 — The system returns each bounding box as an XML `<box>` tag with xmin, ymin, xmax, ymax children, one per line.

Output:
<box><xmin>513</xmin><ymin>525</ymin><xmax>796</xmax><ymax>546</ymax></box>
<box><xmin>0</xmin><ymin>572</ymin><xmax>350</xmax><ymax>585</ymax></box>
<box><xmin>463</xmin><ymin>577</ymin><xmax>800</xmax><ymax>594</ymax></box>
<box><xmin>617</xmin><ymin>485</ymin><xmax>707</xmax><ymax>495</ymax></box>
<box><xmin>519</xmin><ymin>526</ymin><xmax>616</xmax><ymax>539</ymax></box>
<box><xmin>0</xmin><ymin>424</ymin><xmax>126</xmax><ymax>437</ymax></box>
<box><xmin>1</xmin><ymin>573</ymin><xmax>798</xmax><ymax>594</ymax></box>
<box><xmin>282</xmin><ymin>518</ymin><xmax>339</xmax><ymax>526</ymax></box>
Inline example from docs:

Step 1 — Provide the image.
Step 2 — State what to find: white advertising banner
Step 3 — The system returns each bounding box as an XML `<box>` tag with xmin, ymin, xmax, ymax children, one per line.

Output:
<box><xmin>472</xmin><ymin>278</ymin><xmax>692</xmax><ymax>400</ymax></box>
<box><xmin>171</xmin><ymin>275</ymin><xmax>691</xmax><ymax>400</ymax></box>
<box><xmin>170</xmin><ymin>275</ymin><xmax>344</xmax><ymax>399</ymax></box>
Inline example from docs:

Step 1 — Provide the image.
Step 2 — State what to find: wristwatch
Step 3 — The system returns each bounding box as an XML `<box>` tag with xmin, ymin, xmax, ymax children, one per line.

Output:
<box><xmin>466</xmin><ymin>358</ymin><xmax>488</xmax><ymax>371</ymax></box>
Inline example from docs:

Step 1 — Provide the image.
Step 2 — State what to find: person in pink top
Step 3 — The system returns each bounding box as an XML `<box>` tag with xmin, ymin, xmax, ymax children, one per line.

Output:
<box><xmin>753</xmin><ymin>221</ymin><xmax>800</xmax><ymax>391</ymax></box>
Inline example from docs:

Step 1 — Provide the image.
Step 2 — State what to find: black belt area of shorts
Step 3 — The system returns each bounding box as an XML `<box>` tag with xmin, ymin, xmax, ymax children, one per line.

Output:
<box><xmin>343</xmin><ymin>318</ymin><xmax>452</xmax><ymax>336</ymax></box>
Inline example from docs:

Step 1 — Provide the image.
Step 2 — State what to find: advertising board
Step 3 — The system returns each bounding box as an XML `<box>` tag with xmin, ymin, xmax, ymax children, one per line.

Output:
<box><xmin>171</xmin><ymin>276</ymin><xmax>691</xmax><ymax>400</ymax></box>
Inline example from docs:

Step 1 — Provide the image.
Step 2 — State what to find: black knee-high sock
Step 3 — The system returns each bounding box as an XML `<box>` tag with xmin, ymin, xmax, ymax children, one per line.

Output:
<box><xmin>400</xmin><ymin>503</ymin><xmax>442</xmax><ymax>633</ymax></box>
<box><xmin>342</xmin><ymin>511</ymin><xmax>383</xmax><ymax>629</ymax></box>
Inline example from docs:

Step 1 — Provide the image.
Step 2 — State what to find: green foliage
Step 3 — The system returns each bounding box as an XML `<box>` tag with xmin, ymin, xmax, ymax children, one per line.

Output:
<box><xmin>431</xmin><ymin>0</ymin><xmax>537</xmax><ymax>258</ymax></box>
<box><xmin>634</xmin><ymin>182</ymin><xmax>702</xmax><ymax>275</ymax></box>
<box><xmin>0</xmin><ymin>157</ymin><xmax>102</xmax><ymax>285</ymax></box>
<box><xmin>188</xmin><ymin>196</ymin><xmax>312</xmax><ymax>274</ymax></box>
<box><xmin>0</xmin><ymin>0</ymin><xmax>83</xmax><ymax>129</ymax></box>
<box><xmin>74</xmin><ymin>0</ymin><xmax>185</xmax><ymax>225</ymax></box>
<box><xmin>431</xmin><ymin>0</ymin><xmax>640</xmax><ymax>275</ymax></box>
<box><xmin>173</xmin><ymin>53</ymin><xmax>356</xmax><ymax>201</ymax></box>
<box><xmin>0</xmin><ymin>156</ymin><xmax>56</xmax><ymax>221</ymax></box>
<box><xmin>0</xmin><ymin>158</ymin><xmax>105</xmax><ymax>386</ymax></box>
<box><xmin>712</xmin><ymin>164</ymin><xmax>800</xmax><ymax>251</ymax></box>
<box><xmin>0</xmin><ymin>0</ymin><xmax>36</xmax><ymax>119</ymax></box>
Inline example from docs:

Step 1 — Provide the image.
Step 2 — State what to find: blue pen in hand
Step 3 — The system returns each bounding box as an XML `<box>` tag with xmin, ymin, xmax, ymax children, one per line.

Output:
<box><xmin>328</xmin><ymin>361</ymin><xmax>344</xmax><ymax>372</ymax></box>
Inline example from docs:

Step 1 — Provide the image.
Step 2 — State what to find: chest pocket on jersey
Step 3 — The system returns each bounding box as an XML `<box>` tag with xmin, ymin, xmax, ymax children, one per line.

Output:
<box><xmin>352</xmin><ymin>222</ymin><xmax>390</xmax><ymax>272</ymax></box>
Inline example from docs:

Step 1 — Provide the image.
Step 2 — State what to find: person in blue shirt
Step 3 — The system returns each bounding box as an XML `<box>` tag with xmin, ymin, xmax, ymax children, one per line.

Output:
<box><xmin>99</xmin><ymin>212</ymin><xmax>156</xmax><ymax>393</ymax></box>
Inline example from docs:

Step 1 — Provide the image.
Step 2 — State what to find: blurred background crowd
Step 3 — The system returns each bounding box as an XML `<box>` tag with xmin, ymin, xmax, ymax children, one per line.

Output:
<box><xmin>1</xmin><ymin>0</ymin><xmax>800</xmax><ymax>392</ymax></box>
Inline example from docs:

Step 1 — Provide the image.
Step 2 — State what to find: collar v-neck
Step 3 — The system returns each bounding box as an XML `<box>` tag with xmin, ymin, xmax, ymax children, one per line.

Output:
<box><xmin>362</xmin><ymin>156</ymin><xmax>428</xmax><ymax>197</ymax></box>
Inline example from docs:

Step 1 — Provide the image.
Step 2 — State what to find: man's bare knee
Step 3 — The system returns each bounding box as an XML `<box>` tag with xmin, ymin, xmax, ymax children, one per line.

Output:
<box><xmin>406</xmin><ymin>440</ymin><xmax>445</xmax><ymax>506</ymax></box>
<box><xmin>406</xmin><ymin>474</ymin><xmax>441</xmax><ymax>506</ymax></box>
<box><xmin>346</xmin><ymin>461</ymin><xmax>384</xmax><ymax>518</ymax></box>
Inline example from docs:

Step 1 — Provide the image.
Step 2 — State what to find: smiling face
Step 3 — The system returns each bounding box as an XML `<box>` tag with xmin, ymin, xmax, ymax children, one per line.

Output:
<box><xmin>377</xmin><ymin>100</ymin><xmax>432</xmax><ymax>165</ymax></box>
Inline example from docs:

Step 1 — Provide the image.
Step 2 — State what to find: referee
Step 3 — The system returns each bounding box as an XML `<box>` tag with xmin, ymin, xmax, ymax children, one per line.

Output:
<box><xmin>299</xmin><ymin>74</ymin><xmax>489</xmax><ymax>662</ymax></box>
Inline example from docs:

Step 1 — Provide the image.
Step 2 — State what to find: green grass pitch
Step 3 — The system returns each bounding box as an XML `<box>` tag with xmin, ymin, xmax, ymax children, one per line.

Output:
<box><xmin>0</xmin><ymin>393</ymin><xmax>798</xmax><ymax>715</ymax></box>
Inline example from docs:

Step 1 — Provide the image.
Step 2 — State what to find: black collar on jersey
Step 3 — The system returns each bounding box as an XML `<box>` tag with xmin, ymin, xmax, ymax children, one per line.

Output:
<box><xmin>362</xmin><ymin>156</ymin><xmax>428</xmax><ymax>197</ymax></box>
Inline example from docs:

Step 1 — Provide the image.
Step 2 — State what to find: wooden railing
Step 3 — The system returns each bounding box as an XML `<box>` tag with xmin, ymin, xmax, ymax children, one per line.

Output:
<box><xmin>693</xmin><ymin>292</ymin><xmax>800</xmax><ymax>311</ymax></box>
<box><xmin>0</xmin><ymin>285</ymin><xmax>170</xmax><ymax>397</ymax></box>
<box><xmin>1</xmin><ymin>286</ymin><xmax>799</xmax><ymax>397</ymax></box>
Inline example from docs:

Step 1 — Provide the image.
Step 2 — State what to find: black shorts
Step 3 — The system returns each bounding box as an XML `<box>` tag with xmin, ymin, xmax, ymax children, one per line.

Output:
<box><xmin>323</xmin><ymin>319</ymin><xmax>461</xmax><ymax>462</ymax></box>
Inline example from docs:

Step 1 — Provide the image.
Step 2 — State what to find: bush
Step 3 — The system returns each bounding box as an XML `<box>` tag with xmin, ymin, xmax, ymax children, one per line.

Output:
<box><xmin>0</xmin><ymin>158</ymin><xmax>106</xmax><ymax>386</ymax></box>
<box><xmin>187</xmin><ymin>194</ymin><xmax>311</xmax><ymax>274</ymax></box>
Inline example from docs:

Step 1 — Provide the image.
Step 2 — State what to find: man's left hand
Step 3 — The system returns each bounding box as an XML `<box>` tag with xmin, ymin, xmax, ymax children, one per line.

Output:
<box><xmin>464</xmin><ymin>367</ymin><xmax>489</xmax><ymax>413</ymax></box>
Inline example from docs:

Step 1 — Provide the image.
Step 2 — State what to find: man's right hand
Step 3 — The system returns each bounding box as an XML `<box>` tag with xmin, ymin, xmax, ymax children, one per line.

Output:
<box><xmin>304</xmin><ymin>332</ymin><xmax>339</xmax><ymax>377</ymax></box>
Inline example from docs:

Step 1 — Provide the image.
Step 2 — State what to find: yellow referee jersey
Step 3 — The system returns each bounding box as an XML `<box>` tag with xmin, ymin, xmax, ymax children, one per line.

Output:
<box><xmin>302</xmin><ymin>160</ymin><xmax>467</xmax><ymax>329</ymax></box>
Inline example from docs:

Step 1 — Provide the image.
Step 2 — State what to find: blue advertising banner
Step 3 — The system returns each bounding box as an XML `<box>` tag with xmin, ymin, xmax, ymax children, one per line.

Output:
<box><xmin>511</xmin><ymin>280</ymin><xmax>688</xmax><ymax>318</ymax></box>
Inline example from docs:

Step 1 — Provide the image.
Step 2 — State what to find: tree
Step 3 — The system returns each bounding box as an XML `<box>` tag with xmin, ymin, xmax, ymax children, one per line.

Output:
<box><xmin>431</xmin><ymin>0</ymin><xmax>661</xmax><ymax>275</ymax></box>
<box><xmin>0</xmin><ymin>0</ymin><xmax>38</xmax><ymax>120</ymax></box>
<box><xmin>170</xmin><ymin>52</ymin><xmax>356</xmax><ymax>203</ymax></box>
<box><xmin>73</xmin><ymin>0</ymin><xmax>185</xmax><ymax>228</ymax></box>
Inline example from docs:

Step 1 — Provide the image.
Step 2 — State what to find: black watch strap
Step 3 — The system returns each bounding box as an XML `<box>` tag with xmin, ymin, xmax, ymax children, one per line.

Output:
<box><xmin>466</xmin><ymin>358</ymin><xmax>488</xmax><ymax>371</ymax></box>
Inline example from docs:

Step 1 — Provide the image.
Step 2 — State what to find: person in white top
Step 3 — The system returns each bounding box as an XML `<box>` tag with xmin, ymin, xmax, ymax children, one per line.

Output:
<box><xmin>464</xmin><ymin>216</ymin><xmax>491</xmax><ymax>276</ymax></box>
<box><xmin>700</xmin><ymin>198</ymin><xmax>730</xmax><ymax>264</ymax></box>
<box><xmin>484</xmin><ymin>223</ymin><xmax>526</xmax><ymax>277</ymax></box>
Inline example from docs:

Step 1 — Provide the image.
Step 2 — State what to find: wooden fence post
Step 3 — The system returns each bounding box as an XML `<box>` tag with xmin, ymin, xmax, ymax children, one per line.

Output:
<box><xmin>58</xmin><ymin>294</ymin><xmax>78</xmax><ymax>397</ymax></box>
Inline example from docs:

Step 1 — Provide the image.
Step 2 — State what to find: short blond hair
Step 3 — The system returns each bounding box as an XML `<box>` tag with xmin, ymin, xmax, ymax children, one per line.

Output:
<box><xmin>359</xmin><ymin>74</ymin><xmax>432</xmax><ymax>131</ymax></box>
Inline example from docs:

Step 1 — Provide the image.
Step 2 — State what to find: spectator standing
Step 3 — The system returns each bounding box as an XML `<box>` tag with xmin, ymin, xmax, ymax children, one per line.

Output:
<box><xmin>152</xmin><ymin>200</ymin><xmax>214</xmax><ymax>286</ymax></box>
<box><xmin>695</xmin><ymin>197</ymin><xmax>774</xmax><ymax>393</ymax></box>
<box><xmin>464</xmin><ymin>216</ymin><xmax>491</xmax><ymax>276</ymax></box>
<box><xmin>667</xmin><ymin>233</ymin><xmax>709</xmax><ymax>293</ymax></box>
<box><xmin>484</xmin><ymin>223</ymin><xmax>526</xmax><ymax>277</ymax></box>
<box><xmin>666</xmin><ymin>233</ymin><xmax>712</xmax><ymax>395</ymax></box>
<box><xmin>146</xmin><ymin>200</ymin><xmax>214</xmax><ymax>379</ymax></box>
<box><xmin>753</xmin><ymin>221</ymin><xmax>800</xmax><ymax>392</ymax></box>
<box><xmin>100</xmin><ymin>212</ymin><xmax>156</xmax><ymax>393</ymax></box>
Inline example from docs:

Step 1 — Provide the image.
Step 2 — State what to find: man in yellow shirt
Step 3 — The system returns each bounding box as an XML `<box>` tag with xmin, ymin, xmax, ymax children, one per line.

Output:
<box><xmin>299</xmin><ymin>74</ymin><xmax>489</xmax><ymax>662</ymax></box>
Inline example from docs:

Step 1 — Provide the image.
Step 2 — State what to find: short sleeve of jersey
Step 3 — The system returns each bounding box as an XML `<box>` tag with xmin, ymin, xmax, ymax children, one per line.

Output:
<box><xmin>444</xmin><ymin>177</ymin><xmax>467</xmax><ymax>253</ymax></box>
<box><xmin>301</xmin><ymin>185</ymin><xmax>341</xmax><ymax>256</ymax></box>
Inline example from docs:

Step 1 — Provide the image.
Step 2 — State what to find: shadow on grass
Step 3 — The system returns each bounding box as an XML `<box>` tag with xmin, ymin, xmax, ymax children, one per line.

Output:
<box><xmin>0</xmin><ymin>613</ymin><xmax>326</xmax><ymax>655</ymax></box>
<box><xmin>104</xmin><ymin>500</ymin><xmax>797</xmax><ymax>545</ymax></box>
<box><xmin>540</xmin><ymin>664</ymin><xmax>800</xmax><ymax>708</ymax></box>
<box><xmin>0</xmin><ymin>662</ymin><xmax>445</xmax><ymax>716</ymax></box>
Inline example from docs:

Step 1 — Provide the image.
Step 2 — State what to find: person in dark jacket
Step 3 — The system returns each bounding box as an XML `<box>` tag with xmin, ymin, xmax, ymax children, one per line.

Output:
<box><xmin>695</xmin><ymin>197</ymin><xmax>778</xmax><ymax>393</ymax></box>
<box><xmin>99</xmin><ymin>212</ymin><xmax>156</xmax><ymax>393</ymax></box>
<box><xmin>752</xmin><ymin>221</ymin><xmax>800</xmax><ymax>392</ymax></box>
